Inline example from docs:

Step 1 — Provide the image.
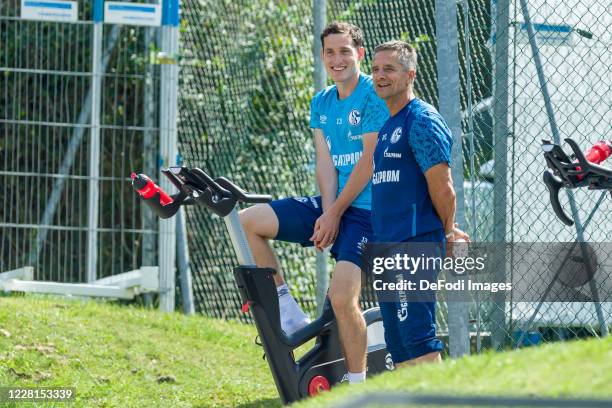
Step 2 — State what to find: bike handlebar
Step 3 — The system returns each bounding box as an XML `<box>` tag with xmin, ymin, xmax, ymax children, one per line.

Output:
<box><xmin>542</xmin><ymin>138</ymin><xmax>612</xmax><ymax>226</ymax></box>
<box><xmin>132</xmin><ymin>166</ymin><xmax>272</xmax><ymax>219</ymax></box>
<box><xmin>215</xmin><ymin>176</ymin><xmax>274</xmax><ymax>204</ymax></box>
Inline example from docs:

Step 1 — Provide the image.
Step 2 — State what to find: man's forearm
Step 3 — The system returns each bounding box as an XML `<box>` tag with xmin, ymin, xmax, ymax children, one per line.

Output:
<box><xmin>430</xmin><ymin>184</ymin><xmax>456</xmax><ymax>234</ymax></box>
<box><xmin>317</xmin><ymin>165</ymin><xmax>338</xmax><ymax>212</ymax></box>
<box><xmin>328</xmin><ymin>158</ymin><xmax>372</xmax><ymax>216</ymax></box>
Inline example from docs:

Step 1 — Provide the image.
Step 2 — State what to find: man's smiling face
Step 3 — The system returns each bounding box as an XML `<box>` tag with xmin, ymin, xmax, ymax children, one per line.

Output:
<box><xmin>322</xmin><ymin>33</ymin><xmax>364</xmax><ymax>84</ymax></box>
<box><xmin>371</xmin><ymin>49</ymin><xmax>413</xmax><ymax>102</ymax></box>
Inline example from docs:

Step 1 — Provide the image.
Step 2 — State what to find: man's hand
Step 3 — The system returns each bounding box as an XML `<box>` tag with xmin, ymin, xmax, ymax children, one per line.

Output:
<box><xmin>446</xmin><ymin>225</ymin><xmax>470</xmax><ymax>258</ymax></box>
<box><xmin>310</xmin><ymin>210</ymin><xmax>342</xmax><ymax>251</ymax></box>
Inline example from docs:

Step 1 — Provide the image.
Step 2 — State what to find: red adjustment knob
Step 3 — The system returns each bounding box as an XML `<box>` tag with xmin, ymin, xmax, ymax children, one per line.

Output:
<box><xmin>308</xmin><ymin>375</ymin><xmax>330</xmax><ymax>396</ymax></box>
<box><xmin>585</xmin><ymin>141</ymin><xmax>611</xmax><ymax>165</ymax></box>
<box><xmin>241</xmin><ymin>303</ymin><xmax>250</xmax><ymax>313</ymax></box>
<box><xmin>576</xmin><ymin>141</ymin><xmax>612</xmax><ymax>180</ymax></box>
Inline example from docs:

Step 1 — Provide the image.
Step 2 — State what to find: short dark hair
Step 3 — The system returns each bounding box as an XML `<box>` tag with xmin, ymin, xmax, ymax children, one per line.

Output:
<box><xmin>374</xmin><ymin>41</ymin><xmax>418</xmax><ymax>71</ymax></box>
<box><xmin>320</xmin><ymin>21</ymin><xmax>364</xmax><ymax>49</ymax></box>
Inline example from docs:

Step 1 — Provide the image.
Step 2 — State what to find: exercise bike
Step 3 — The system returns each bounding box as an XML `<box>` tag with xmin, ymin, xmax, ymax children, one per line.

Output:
<box><xmin>515</xmin><ymin>138</ymin><xmax>612</xmax><ymax>346</ymax></box>
<box><xmin>131</xmin><ymin>166</ymin><xmax>393</xmax><ymax>404</ymax></box>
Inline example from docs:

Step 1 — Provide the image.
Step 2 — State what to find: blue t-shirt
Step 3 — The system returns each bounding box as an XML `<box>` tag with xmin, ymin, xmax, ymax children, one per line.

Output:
<box><xmin>310</xmin><ymin>74</ymin><xmax>389</xmax><ymax>210</ymax></box>
<box><xmin>371</xmin><ymin>98</ymin><xmax>453</xmax><ymax>242</ymax></box>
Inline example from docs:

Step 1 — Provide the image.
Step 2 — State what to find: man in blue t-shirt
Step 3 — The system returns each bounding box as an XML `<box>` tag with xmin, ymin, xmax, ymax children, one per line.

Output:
<box><xmin>239</xmin><ymin>22</ymin><xmax>388</xmax><ymax>383</ymax></box>
<box><xmin>370</xmin><ymin>40</ymin><xmax>469</xmax><ymax>366</ymax></box>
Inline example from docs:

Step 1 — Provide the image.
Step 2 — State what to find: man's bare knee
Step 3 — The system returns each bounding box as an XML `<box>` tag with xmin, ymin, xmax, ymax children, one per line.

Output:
<box><xmin>238</xmin><ymin>206</ymin><xmax>257</xmax><ymax>233</ymax></box>
<box><xmin>239</xmin><ymin>204</ymin><xmax>278</xmax><ymax>239</ymax></box>
<box><xmin>328</xmin><ymin>261</ymin><xmax>362</xmax><ymax>317</ymax></box>
<box><xmin>329</xmin><ymin>289</ymin><xmax>359</xmax><ymax>317</ymax></box>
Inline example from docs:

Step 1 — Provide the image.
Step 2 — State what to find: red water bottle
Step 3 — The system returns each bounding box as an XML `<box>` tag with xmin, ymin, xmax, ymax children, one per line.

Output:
<box><xmin>131</xmin><ymin>173</ymin><xmax>173</xmax><ymax>205</ymax></box>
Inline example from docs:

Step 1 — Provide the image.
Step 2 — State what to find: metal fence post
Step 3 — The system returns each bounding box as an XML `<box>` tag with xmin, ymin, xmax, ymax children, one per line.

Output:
<box><xmin>142</xmin><ymin>1</ymin><xmax>160</xmax><ymax>307</ymax></box>
<box><xmin>436</xmin><ymin>0</ymin><xmax>470</xmax><ymax>357</ymax></box>
<box><xmin>313</xmin><ymin>0</ymin><xmax>328</xmax><ymax>315</ymax></box>
<box><xmin>491</xmin><ymin>0</ymin><xmax>510</xmax><ymax>350</ymax></box>
<box><xmin>87</xmin><ymin>0</ymin><xmax>105</xmax><ymax>283</ymax></box>
<box><xmin>158</xmin><ymin>0</ymin><xmax>180</xmax><ymax>312</ymax></box>
<box><xmin>177</xmin><ymin>208</ymin><xmax>195</xmax><ymax>315</ymax></box>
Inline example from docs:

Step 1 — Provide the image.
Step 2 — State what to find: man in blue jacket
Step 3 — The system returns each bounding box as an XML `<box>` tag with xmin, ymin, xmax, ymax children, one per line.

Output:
<box><xmin>370</xmin><ymin>40</ymin><xmax>469</xmax><ymax>366</ymax></box>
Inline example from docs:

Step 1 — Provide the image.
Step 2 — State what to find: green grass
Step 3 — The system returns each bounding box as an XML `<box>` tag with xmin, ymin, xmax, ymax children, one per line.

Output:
<box><xmin>297</xmin><ymin>334</ymin><xmax>612</xmax><ymax>407</ymax></box>
<box><xmin>1</xmin><ymin>295</ymin><xmax>611</xmax><ymax>408</ymax></box>
<box><xmin>0</xmin><ymin>295</ymin><xmax>279</xmax><ymax>407</ymax></box>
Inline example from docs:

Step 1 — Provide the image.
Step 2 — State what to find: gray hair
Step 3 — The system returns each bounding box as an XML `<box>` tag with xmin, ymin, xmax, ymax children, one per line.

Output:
<box><xmin>373</xmin><ymin>41</ymin><xmax>417</xmax><ymax>71</ymax></box>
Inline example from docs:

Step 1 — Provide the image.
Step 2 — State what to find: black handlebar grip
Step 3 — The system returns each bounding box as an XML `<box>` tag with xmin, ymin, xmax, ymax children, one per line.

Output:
<box><xmin>543</xmin><ymin>170</ymin><xmax>574</xmax><ymax>226</ymax></box>
<box><xmin>215</xmin><ymin>177</ymin><xmax>273</xmax><ymax>204</ymax></box>
<box><xmin>139</xmin><ymin>191</ymin><xmax>184</xmax><ymax>219</ymax></box>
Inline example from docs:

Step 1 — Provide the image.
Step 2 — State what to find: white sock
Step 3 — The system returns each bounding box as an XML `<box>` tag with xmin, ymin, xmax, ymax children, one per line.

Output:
<box><xmin>277</xmin><ymin>284</ymin><xmax>310</xmax><ymax>334</ymax></box>
<box><xmin>347</xmin><ymin>371</ymin><xmax>366</xmax><ymax>384</ymax></box>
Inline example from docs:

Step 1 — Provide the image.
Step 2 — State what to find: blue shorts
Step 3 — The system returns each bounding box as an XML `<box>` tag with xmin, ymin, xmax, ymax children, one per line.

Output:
<box><xmin>269</xmin><ymin>196</ymin><xmax>372</xmax><ymax>268</ymax></box>
<box><xmin>378</xmin><ymin>229</ymin><xmax>445</xmax><ymax>363</ymax></box>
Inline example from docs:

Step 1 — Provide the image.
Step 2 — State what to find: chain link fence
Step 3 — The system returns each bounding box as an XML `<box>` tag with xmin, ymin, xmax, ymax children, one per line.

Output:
<box><xmin>178</xmin><ymin>0</ymin><xmax>610</xmax><ymax>351</ymax></box>
<box><xmin>1</xmin><ymin>0</ymin><xmax>609</xmax><ymax>352</ymax></box>
<box><xmin>179</xmin><ymin>0</ymin><xmax>317</xmax><ymax>318</ymax></box>
<box><xmin>500</xmin><ymin>0</ymin><xmax>611</xmax><ymax>347</ymax></box>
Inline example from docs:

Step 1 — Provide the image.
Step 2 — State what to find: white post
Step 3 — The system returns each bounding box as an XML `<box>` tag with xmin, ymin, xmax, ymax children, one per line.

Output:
<box><xmin>87</xmin><ymin>0</ymin><xmax>105</xmax><ymax>283</ymax></box>
<box><xmin>492</xmin><ymin>0</ymin><xmax>510</xmax><ymax>350</ymax></box>
<box><xmin>158</xmin><ymin>0</ymin><xmax>180</xmax><ymax>312</ymax></box>
<box><xmin>177</xmin><ymin>208</ymin><xmax>195</xmax><ymax>315</ymax></box>
<box><xmin>313</xmin><ymin>0</ymin><xmax>328</xmax><ymax>314</ymax></box>
<box><xmin>436</xmin><ymin>0</ymin><xmax>471</xmax><ymax>357</ymax></box>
